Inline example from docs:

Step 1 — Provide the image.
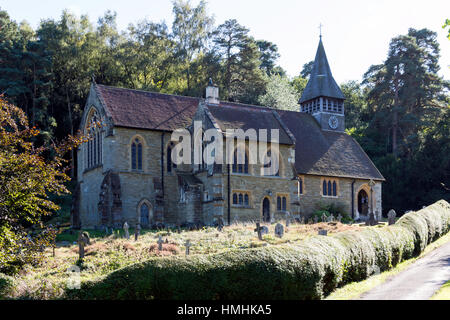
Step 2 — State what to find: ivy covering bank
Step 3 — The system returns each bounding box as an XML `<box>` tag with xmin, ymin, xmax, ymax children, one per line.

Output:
<box><xmin>68</xmin><ymin>200</ymin><xmax>450</xmax><ymax>300</ymax></box>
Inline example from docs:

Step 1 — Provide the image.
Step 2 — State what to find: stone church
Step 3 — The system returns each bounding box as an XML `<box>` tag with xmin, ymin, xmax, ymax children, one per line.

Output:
<box><xmin>71</xmin><ymin>38</ymin><xmax>384</xmax><ymax>229</ymax></box>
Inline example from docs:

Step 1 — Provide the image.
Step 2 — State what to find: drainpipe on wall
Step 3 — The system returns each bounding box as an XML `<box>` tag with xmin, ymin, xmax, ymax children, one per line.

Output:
<box><xmin>161</xmin><ymin>133</ymin><xmax>165</xmax><ymax>199</ymax></box>
<box><xmin>227</xmin><ymin>163</ymin><xmax>231</xmax><ymax>225</ymax></box>
<box><xmin>351</xmin><ymin>180</ymin><xmax>355</xmax><ymax>219</ymax></box>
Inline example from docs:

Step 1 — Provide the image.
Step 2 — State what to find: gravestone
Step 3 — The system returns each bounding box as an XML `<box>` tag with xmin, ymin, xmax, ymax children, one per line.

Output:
<box><xmin>388</xmin><ymin>209</ymin><xmax>396</xmax><ymax>225</ymax></box>
<box><xmin>300</xmin><ymin>216</ymin><xmax>305</xmax><ymax>224</ymax></box>
<box><xmin>123</xmin><ymin>222</ymin><xmax>130</xmax><ymax>239</ymax></box>
<box><xmin>254</xmin><ymin>223</ymin><xmax>264</xmax><ymax>240</ymax></box>
<box><xmin>185</xmin><ymin>239</ymin><xmax>192</xmax><ymax>255</ymax></box>
<box><xmin>321</xmin><ymin>213</ymin><xmax>327</xmax><ymax>222</ymax></box>
<box><xmin>157</xmin><ymin>235</ymin><xmax>163</xmax><ymax>251</ymax></box>
<box><xmin>318</xmin><ymin>229</ymin><xmax>328</xmax><ymax>236</ymax></box>
<box><xmin>77</xmin><ymin>231</ymin><xmax>90</xmax><ymax>261</ymax></box>
<box><xmin>327</xmin><ymin>215</ymin><xmax>334</xmax><ymax>223</ymax></box>
<box><xmin>261</xmin><ymin>226</ymin><xmax>269</xmax><ymax>236</ymax></box>
<box><xmin>217</xmin><ymin>217</ymin><xmax>224</xmax><ymax>232</ymax></box>
<box><xmin>313</xmin><ymin>216</ymin><xmax>318</xmax><ymax>224</ymax></box>
<box><xmin>366</xmin><ymin>212</ymin><xmax>377</xmax><ymax>226</ymax></box>
<box><xmin>274</xmin><ymin>223</ymin><xmax>284</xmax><ymax>238</ymax></box>
<box><xmin>337</xmin><ymin>214</ymin><xmax>343</xmax><ymax>223</ymax></box>
<box><xmin>285</xmin><ymin>212</ymin><xmax>291</xmax><ymax>227</ymax></box>
<box><xmin>134</xmin><ymin>224</ymin><xmax>141</xmax><ymax>241</ymax></box>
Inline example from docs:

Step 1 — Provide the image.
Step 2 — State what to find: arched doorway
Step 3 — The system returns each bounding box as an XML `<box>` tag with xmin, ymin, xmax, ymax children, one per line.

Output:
<box><xmin>357</xmin><ymin>189</ymin><xmax>369</xmax><ymax>217</ymax></box>
<box><xmin>137</xmin><ymin>200</ymin><xmax>152</xmax><ymax>228</ymax></box>
<box><xmin>262</xmin><ymin>198</ymin><xmax>271</xmax><ymax>222</ymax></box>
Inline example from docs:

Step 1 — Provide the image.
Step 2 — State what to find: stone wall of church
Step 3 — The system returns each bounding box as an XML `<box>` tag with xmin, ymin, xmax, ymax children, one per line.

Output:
<box><xmin>220</xmin><ymin>143</ymin><xmax>298</xmax><ymax>223</ymax></box>
<box><xmin>297</xmin><ymin>175</ymin><xmax>382</xmax><ymax>220</ymax></box>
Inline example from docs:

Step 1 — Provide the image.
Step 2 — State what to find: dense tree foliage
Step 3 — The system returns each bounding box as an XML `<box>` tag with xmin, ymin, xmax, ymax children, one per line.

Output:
<box><xmin>0</xmin><ymin>97</ymin><xmax>85</xmax><ymax>273</ymax></box>
<box><xmin>357</xmin><ymin>28</ymin><xmax>449</xmax><ymax>213</ymax></box>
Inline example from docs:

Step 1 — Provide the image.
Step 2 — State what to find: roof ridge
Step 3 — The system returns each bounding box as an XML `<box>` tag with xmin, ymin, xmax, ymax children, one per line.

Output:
<box><xmin>96</xmin><ymin>83</ymin><xmax>202</xmax><ymax>101</ymax></box>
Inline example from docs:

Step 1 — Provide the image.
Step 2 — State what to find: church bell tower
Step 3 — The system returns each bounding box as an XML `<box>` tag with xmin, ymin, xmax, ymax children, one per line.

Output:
<box><xmin>299</xmin><ymin>37</ymin><xmax>346</xmax><ymax>131</ymax></box>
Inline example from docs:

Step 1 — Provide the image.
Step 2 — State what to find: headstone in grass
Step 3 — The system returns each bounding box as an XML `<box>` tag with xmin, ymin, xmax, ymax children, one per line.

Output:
<box><xmin>274</xmin><ymin>223</ymin><xmax>284</xmax><ymax>238</ymax></box>
<box><xmin>134</xmin><ymin>224</ymin><xmax>141</xmax><ymax>241</ymax></box>
<box><xmin>217</xmin><ymin>217</ymin><xmax>224</xmax><ymax>232</ymax></box>
<box><xmin>157</xmin><ymin>235</ymin><xmax>163</xmax><ymax>251</ymax></box>
<box><xmin>254</xmin><ymin>223</ymin><xmax>264</xmax><ymax>240</ymax></box>
<box><xmin>318</xmin><ymin>229</ymin><xmax>328</xmax><ymax>236</ymax></box>
<box><xmin>321</xmin><ymin>213</ymin><xmax>327</xmax><ymax>222</ymax></box>
<box><xmin>300</xmin><ymin>216</ymin><xmax>305</xmax><ymax>224</ymax></box>
<box><xmin>261</xmin><ymin>226</ymin><xmax>269</xmax><ymax>236</ymax></box>
<box><xmin>337</xmin><ymin>214</ymin><xmax>342</xmax><ymax>223</ymax></box>
<box><xmin>313</xmin><ymin>215</ymin><xmax>318</xmax><ymax>224</ymax></box>
<box><xmin>285</xmin><ymin>212</ymin><xmax>291</xmax><ymax>227</ymax></box>
<box><xmin>185</xmin><ymin>239</ymin><xmax>192</xmax><ymax>255</ymax></box>
<box><xmin>327</xmin><ymin>215</ymin><xmax>334</xmax><ymax>223</ymax></box>
<box><xmin>388</xmin><ymin>209</ymin><xmax>396</xmax><ymax>225</ymax></box>
<box><xmin>77</xmin><ymin>231</ymin><xmax>89</xmax><ymax>261</ymax></box>
<box><xmin>123</xmin><ymin>222</ymin><xmax>130</xmax><ymax>240</ymax></box>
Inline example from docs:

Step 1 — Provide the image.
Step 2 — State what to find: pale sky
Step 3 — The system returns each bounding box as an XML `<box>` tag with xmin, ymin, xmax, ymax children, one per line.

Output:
<box><xmin>2</xmin><ymin>0</ymin><xmax>450</xmax><ymax>82</ymax></box>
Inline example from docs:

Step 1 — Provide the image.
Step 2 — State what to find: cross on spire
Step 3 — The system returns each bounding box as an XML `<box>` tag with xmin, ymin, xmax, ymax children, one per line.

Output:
<box><xmin>319</xmin><ymin>23</ymin><xmax>323</xmax><ymax>39</ymax></box>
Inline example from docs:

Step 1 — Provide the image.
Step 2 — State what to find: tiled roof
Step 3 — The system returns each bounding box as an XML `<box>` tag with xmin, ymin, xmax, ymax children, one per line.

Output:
<box><xmin>278</xmin><ymin>110</ymin><xmax>385</xmax><ymax>181</ymax></box>
<box><xmin>206</xmin><ymin>103</ymin><xmax>294</xmax><ymax>145</ymax></box>
<box><xmin>299</xmin><ymin>38</ymin><xmax>345</xmax><ymax>103</ymax></box>
<box><xmin>94</xmin><ymin>84</ymin><xmax>200</xmax><ymax>131</ymax></box>
<box><xmin>93</xmin><ymin>83</ymin><xmax>383</xmax><ymax>180</ymax></box>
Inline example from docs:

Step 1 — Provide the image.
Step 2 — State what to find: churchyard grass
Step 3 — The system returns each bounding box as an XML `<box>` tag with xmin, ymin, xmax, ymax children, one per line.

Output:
<box><xmin>0</xmin><ymin>221</ymin><xmax>357</xmax><ymax>299</ymax></box>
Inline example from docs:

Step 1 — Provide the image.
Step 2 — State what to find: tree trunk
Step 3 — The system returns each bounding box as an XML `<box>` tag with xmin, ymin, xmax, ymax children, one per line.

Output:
<box><xmin>66</xmin><ymin>89</ymin><xmax>75</xmax><ymax>178</ymax></box>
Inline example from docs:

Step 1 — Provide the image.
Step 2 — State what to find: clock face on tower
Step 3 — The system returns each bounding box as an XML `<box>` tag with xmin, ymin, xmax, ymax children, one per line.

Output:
<box><xmin>328</xmin><ymin>115</ymin><xmax>339</xmax><ymax>129</ymax></box>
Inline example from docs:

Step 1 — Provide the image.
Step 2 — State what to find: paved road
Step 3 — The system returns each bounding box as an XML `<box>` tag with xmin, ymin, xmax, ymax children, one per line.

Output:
<box><xmin>359</xmin><ymin>240</ymin><xmax>450</xmax><ymax>300</ymax></box>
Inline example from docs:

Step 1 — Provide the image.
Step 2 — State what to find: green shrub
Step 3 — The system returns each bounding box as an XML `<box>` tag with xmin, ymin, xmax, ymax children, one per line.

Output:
<box><xmin>312</xmin><ymin>202</ymin><xmax>353</xmax><ymax>223</ymax></box>
<box><xmin>0</xmin><ymin>273</ymin><xmax>13</xmax><ymax>299</ymax></box>
<box><xmin>68</xmin><ymin>200</ymin><xmax>450</xmax><ymax>300</ymax></box>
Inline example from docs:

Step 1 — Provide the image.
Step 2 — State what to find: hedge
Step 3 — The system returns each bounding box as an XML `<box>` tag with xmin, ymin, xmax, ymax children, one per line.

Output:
<box><xmin>68</xmin><ymin>200</ymin><xmax>450</xmax><ymax>300</ymax></box>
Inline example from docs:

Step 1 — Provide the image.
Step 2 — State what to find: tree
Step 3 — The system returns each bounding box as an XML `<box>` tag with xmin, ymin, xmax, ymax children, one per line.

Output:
<box><xmin>300</xmin><ymin>60</ymin><xmax>314</xmax><ymax>79</ymax></box>
<box><xmin>0</xmin><ymin>97</ymin><xmax>85</xmax><ymax>273</ymax></box>
<box><xmin>212</xmin><ymin>19</ymin><xmax>266</xmax><ymax>103</ymax></box>
<box><xmin>256</xmin><ymin>40</ymin><xmax>283</xmax><ymax>75</ymax></box>
<box><xmin>172</xmin><ymin>0</ymin><xmax>214</xmax><ymax>94</ymax></box>
<box><xmin>362</xmin><ymin>28</ymin><xmax>448</xmax><ymax>158</ymax></box>
<box><xmin>443</xmin><ymin>19</ymin><xmax>450</xmax><ymax>40</ymax></box>
<box><xmin>258</xmin><ymin>74</ymin><xmax>300</xmax><ymax>111</ymax></box>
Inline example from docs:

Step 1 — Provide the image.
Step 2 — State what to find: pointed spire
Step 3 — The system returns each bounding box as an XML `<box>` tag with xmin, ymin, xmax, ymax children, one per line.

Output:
<box><xmin>299</xmin><ymin>38</ymin><xmax>345</xmax><ymax>103</ymax></box>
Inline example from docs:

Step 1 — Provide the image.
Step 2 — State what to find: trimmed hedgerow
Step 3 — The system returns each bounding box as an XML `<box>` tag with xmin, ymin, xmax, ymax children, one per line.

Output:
<box><xmin>68</xmin><ymin>200</ymin><xmax>450</xmax><ymax>300</ymax></box>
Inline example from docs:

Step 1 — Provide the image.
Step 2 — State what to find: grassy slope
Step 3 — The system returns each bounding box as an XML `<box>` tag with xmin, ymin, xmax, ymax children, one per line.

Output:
<box><xmin>430</xmin><ymin>280</ymin><xmax>450</xmax><ymax>300</ymax></box>
<box><xmin>325</xmin><ymin>231</ymin><xmax>450</xmax><ymax>300</ymax></box>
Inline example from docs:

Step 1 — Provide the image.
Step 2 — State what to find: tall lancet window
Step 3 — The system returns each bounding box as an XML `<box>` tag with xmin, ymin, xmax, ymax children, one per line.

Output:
<box><xmin>131</xmin><ymin>137</ymin><xmax>143</xmax><ymax>170</ymax></box>
<box><xmin>85</xmin><ymin>108</ymin><xmax>102</xmax><ymax>170</ymax></box>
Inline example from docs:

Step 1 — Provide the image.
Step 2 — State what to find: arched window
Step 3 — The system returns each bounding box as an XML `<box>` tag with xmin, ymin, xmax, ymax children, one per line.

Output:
<box><xmin>85</xmin><ymin>108</ymin><xmax>102</xmax><ymax>170</ymax></box>
<box><xmin>323</xmin><ymin>179</ymin><xmax>338</xmax><ymax>197</ymax></box>
<box><xmin>244</xmin><ymin>194</ymin><xmax>249</xmax><ymax>206</ymax></box>
<box><xmin>238</xmin><ymin>193</ymin><xmax>243</xmax><ymax>205</ymax></box>
<box><xmin>233</xmin><ymin>147</ymin><xmax>249</xmax><ymax>174</ymax></box>
<box><xmin>277</xmin><ymin>196</ymin><xmax>281</xmax><ymax>211</ymax></box>
<box><xmin>131</xmin><ymin>138</ymin><xmax>143</xmax><ymax>170</ymax></box>
<box><xmin>233</xmin><ymin>193</ymin><xmax>238</xmax><ymax>204</ymax></box>
<box><xmin>282</xmin><ymin>197</ymin><xmax>287</xmax><ymax>211</ymax></box>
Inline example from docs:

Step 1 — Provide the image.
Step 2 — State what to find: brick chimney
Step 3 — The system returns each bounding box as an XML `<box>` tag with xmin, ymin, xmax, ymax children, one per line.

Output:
<box><xmin>205</xmin><ymin>78</ymin><xmax>219</xmax><ymax>105</ymax></box>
